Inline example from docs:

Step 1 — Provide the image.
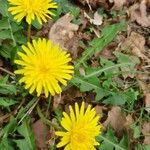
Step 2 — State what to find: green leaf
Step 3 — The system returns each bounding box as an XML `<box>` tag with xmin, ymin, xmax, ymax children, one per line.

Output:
<box><xmin>0</xmin><ymin>138</ymin><xmax>15</xmax><ymax>150</ymax></box>
<box><xmin>14</xmin><ymin>31</ymin><xmax>27</xmax><ymax>44</ymax></box>
<box><xmin>15</xmin><ymin>140</ymin><xmax>31</xmax><ymax>150</ymax></box>
<box><xmin>0</xmin><ymin>83</ymin><xmax>17</xmax><ymax>95</ymax></box>
<box><xmin>0</xmin><ymin>46</ymin><xmax>11</xmax><ymax>58</ymax></box>
<box><xmin>0</xmin><ymin>76</ymin><xmax>17</xmax><ymax>95</ymax></box>
<box><xmin>0</xmin><ymin>117</ymin><xmax>17</xmax><ymax>138</ymax></box>
<box><xmin>75</xmin><ymin>22</ymin><xmax>127</xmax><ymax>68</ymax></box>
<box><xmin>0</xmin><ymin>17</ymin><xmax>9</xmax><ymax>30</ymax></box>
<box><xmin>97</xmin><ymin>128</ymin><xmax>128</xmax><ymax>150</ymax></box>
<box><xmin>14</xmin><ymin>119</ymin><xmax>36</xmax><ymax>150</ymax></box>
<box><xmin>54</xmin><ymin>0</ymin><xmax>80</xmax><ymax>20</ymax></box>
<box><xmin>103</xmin><ymin>89</ymin><xmax>139</xmax><ymax>105</ymax></box>
<box><xmin>144</xmin><ymin>145</ymin><xmax>150</xmax><ymax>150</ymax></box>
<box><xmin>10</xmin><ymin>21</ymin><xmax>23</xmax><ymax>33</ymax></box>
<box><xmin>0</xmin><ymin>0</ymin><xmax>8</xmax><ymax>17</ymax></box>
<box><xmin>130</xmin><ymin>124</ymin><xmax>141</xmax><ymax>139</ymax></box>
<box><xmin>100</xmin><ymin>57</ymin><xmax>118</xmax><ymax>78</ymax></box>
<box><xmin>103</xmin><ymin>92</ymin><xmax>127</xmax><ymax>105</ymax></box>
<box><xmin>118</xmin><ymin>135</ymin><xmax>129</xmax><ymax>150</ymax></box>
<box><xmin>71</xmin><ymin>76</ymin><xmax>109</xmax><ymax>101</ymax></box>
<box><xmin>32</xmin><ymin>19</ymin><xmax>42</xmax><ymax>29</ymax></box>
<box><xmin>0</xmin><ymin>97</ymin><xmax>17</xmax><ymax>107</ymax></box>
<box><xmin>114</xmin><ymin>52</ymin><xmax>140</xmax><ymax>78</ymax></box>
<box><xmin>85</xmin><ymin>62</ymin><xmax>132</xmax><ymax>78</ymax></box>
<box><xmin>0</xmin><ymin>30</ymin><xmax>12</xmax><ymax>40</ymax></box>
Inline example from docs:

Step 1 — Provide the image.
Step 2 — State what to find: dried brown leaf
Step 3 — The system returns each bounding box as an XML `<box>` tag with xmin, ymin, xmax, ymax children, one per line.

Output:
<box><xmin>32</xmin><ymin>120</ymin><xmax>49</xmax><ymax>149</ymax></box>
<box><xmin>53</xmin><ymin>94</ymin><xmax>62</xmax><ymax>109</ymax></box>
<box><xmin>121</xmin><ymin>31</ymin><xmax>147</xmax><ymax>59</ymax></box>
<box><xmin>78</xmin><ymin>0</ymin><xmax>109</xmax><ymax>9</ymax></box>
<box><xmin>124</xmin><ymin>114</ymin><xmax>134</xmax><ymax>127</ymax></box>
<box><xmin>137</xmin><ymin>74</ymin><xmax>150</xmax><ymax>94</ymax></box>
<box><xmin>103</xmin><ymin>106</ymin><xmax>126</xmax><ymax>133</ymax></box>
<box><xmin>144</xmin><ymin>93</ymin><xmax>150</xmax><ymax>113</ymax></box>
<box><xmin>94</xmin><ymin>105</ymin><xmax>103</xmax><ymax>116</ymax></box>
<box><xmin>130</xmin><ymin>0</ymin><xmax>150</xmax><ymax>27</ymax></box>
<box><xmin>84</xmin><ymin>11</ymin><xmax>103</xmax><ymax>26</ymax></box>
<box><xmin>142</xmin><ymin>122</ymin><xmax>150</xmax><ymax>145</ymax></box>
<box><xmin>111</xmin><ymin>0</ymin><xmax>126</xmax><ymax>10</ymax></box>
<box><xmin>49</xmin><ymin>13</ymin><xmax>79</xmax><ymax>58</ymax></box>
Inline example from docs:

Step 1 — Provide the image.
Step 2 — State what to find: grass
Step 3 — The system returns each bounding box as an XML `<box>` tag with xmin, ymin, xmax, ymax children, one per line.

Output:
<box><xmin>0</xmin><ymin>0</ymin><xmax>149</xmax><ymax>150</ymax></box>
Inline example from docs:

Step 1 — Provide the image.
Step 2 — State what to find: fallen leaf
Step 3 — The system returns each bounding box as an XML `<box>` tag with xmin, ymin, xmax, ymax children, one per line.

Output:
<box><xmin>121</xmin><ymin>31</ymin><xmax>147</xmax><ymax>59</ymax></box>
<box><xmin>53</xmin><ymin>94</ymin><xmax>62</xmax><ymax>109</ymax></box>
<box><xmin>142</xmin><ymin>122</ymin><xmax>150</xmax><ymax>145</ymax></box>
<box><xmin>137</xmin><ymin>74</ymin><xmax>150</xmax><ymax>94</ymax></box>
<box><xmin>103</xmin><ymin>106</ymin><xmax>126</xmax><ymax>133</ymax></box>
<box><xmin>78</xmin><ymin>0</ymin><xmax>109</xmax><ymax>9</ymax></box>
<box><xmin>49</xmin><ymin>13</ymin><xmax>79</xmax><ymax>57</ymax></box>
<box><xmin>144</xmin><ymin>93</ymin><xmax>150</xmax><ymax>113</ymax></box>
<box><xmin>84</xmin><ymin>11</ymin><xmax>103</xmax><ymax>26</ymax></box>
<box><xmin>93</xmin><ymin>11</ymin><xmax>103</xmax><ymax>25</ymax></box>
<box><xmin>0</xmin><ymin>113</ymin><xmax>10</xmax><ymax>124</ymax></box>
<box><xmin>47</xmin><ymin>125</ymin><xmax>55</xmax><ymax>145</ymax></box>
<box><xmin>129</xmin><ymin>0</ymin><xmax>150</xmax><ymax>27</ymax></box>
<box><xmin>137</xmin><ymin>73</ymin><xmax>150</xmax><ymax>112</ymax></box>
<box><xmin>94</xmin><ymin>105</ymin><xmax>103</xmax><ymax>116</ymax></box>
<box><xmin>110</xmin><ymin>0</ymin><xmax>126</xmax><ymax>10</ymax></box>
<box><xmin>32</xmin><ymin>120</ymin><xmax>49</xmax><ymax>149</ymax></box>
<box><xmin>124</xmin><ymin>114</ymin><xmax>134</xmax><ymax>127</ymax></box>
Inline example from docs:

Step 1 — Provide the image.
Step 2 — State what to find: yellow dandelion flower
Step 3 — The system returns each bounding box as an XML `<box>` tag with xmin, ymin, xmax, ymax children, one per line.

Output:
<box><xmin>14</xmin><ymin>38</ymin><xmax>74</xmax><ymax>97</ymax></box>
<box><xmin>8</xmin><ymin>0</ymin><xmax>57</xmax><ymax>24</ymax></box>
<box><xmin>56</xmin><ymin>102</ymin><xmax>102</xmax><ymax>150</ymax></box>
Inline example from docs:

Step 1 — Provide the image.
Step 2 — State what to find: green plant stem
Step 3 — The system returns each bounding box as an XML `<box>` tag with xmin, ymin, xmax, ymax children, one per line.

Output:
<box><xmin>36</xmin><ymin>105</ymin><xmax>60</xmax><ymax>130</ymax></box>
<box><xmin>27</xmin><ymin>24</ymin><xmax>31</xmax><ymax>42</ymax></box>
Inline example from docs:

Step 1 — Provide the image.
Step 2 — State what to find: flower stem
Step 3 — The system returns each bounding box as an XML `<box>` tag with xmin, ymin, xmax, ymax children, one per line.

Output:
<box><xmin>27</xmin><ymin>24</ymin><xmax>31</xmax><ymax>42</ymax></box>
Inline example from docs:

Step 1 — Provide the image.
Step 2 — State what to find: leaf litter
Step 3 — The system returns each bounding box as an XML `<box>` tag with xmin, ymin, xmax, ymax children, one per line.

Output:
<box><xmin>1</xmin><ymin>0</ymin><xmax>150</xmax><ymax>149</ymax></box>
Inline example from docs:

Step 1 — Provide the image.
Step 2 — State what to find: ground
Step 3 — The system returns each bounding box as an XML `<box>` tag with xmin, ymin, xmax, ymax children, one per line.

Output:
<box><xmin>0</xmin><ymin>0</ymin><xmax>150</xmax><ymax>150</ymax></box>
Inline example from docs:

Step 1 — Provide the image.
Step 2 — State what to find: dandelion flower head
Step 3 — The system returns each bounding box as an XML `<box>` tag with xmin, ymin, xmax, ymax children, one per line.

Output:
<box><xmin>8</xmin><ymin>0</ymin><xmax>57</xmax><ymax>24</ymax></box>
<box><xmin>56</xmin><ymin>102</ymin><xmax>102</xmax><ymax>150</ymax></box>
<box><xmin>15</xmin><ymin>38</ymin><xmax>74</xmax><ymax>97</ymax></box>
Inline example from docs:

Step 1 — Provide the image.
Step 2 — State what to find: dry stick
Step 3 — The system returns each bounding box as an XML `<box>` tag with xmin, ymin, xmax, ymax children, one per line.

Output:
<box><xmin>86</xmin><ymin>0</ymin><xmax>92</xmax><ymax>11</ymax></box>
<box><xmin>27</xmin><ymin>24</ymin><xmax>31</xmax><ymax>42</ymax></box>
<box><xmin>0</xmin><ymin>67</ymin><xmax>15</xmax><ymax>76</ymax></box>
<box><xmin>13</xmin><ymin>98</ymin><xmax>26</xmax><ymax>115</ymax></box>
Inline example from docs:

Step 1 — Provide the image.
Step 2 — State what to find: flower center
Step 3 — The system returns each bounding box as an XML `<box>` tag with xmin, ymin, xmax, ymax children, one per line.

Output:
<box><xmin>70</xmin><ymin>125</ymin><xmax>87</xmax><ymax>144</ymax></box>
<box><xmin>24</xmin><ymin>0</ymin><xmax>41</xmax><ymax>14</ymax></box>
<box><xmin>37</xmin><ymin>64</ymin><xmax>50</xmax><ymax>77</ymax></box>
<box><xmin>40</xmin><ymin>67</ymin><xmax>49</xmax><ymax>73</ymax></box>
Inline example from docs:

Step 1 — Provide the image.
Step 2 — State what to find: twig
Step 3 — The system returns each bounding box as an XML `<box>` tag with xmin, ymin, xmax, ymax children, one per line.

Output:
<box><xmin>86</xmin><ymin>0</ymin><xmax>92</xmax><ymax>11</ymax></box>
<box><xmin>27</xmin><ymin>24</ymin><xmax>31</xmax><ymax>42</ymax></box>
<box><xmin>0</xmin><ymin>67</ymin><xmax>15</xmax><ymax>76</ymax></box>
